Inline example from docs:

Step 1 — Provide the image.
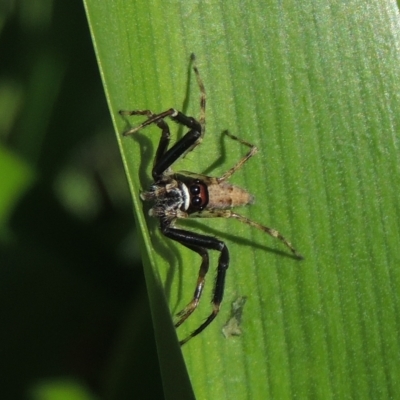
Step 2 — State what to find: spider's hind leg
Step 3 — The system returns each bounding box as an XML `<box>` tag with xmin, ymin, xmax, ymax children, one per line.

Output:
<box><xmin>190</xmin><ymin>209</ymin><xmax>303</xmax><ymax>259</ymax></box>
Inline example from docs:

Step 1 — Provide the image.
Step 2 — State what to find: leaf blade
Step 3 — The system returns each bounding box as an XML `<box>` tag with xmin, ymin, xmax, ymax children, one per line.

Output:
<box><xmin>84</xmin><ymin>0</ymin><xmax>400</xmax><ymax>399</ymax></box>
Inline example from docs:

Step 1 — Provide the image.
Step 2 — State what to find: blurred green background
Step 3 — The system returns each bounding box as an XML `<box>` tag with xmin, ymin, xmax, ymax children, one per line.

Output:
<box><xmin>0</xmin><ymin>2</ymin><xmax>162</xmax><ymax>399</ymax></box>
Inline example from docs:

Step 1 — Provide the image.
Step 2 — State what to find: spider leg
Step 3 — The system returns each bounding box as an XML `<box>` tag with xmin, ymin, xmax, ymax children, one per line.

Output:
<box><xmin>119</xmin><ymin>108</ymin><xmax>175</xmax><ymax>136</ymax></box>
<box><xmin>119</xmin><ymin>55</ymin><xmax>207</xmax><ymax>178</ymax></box>
<box><xmin>217</xmin><ymin>131</ymin><xmax>258</xmax><ymax>183</ymax></box>
<box><xmin>120</xmin><ymin>108</ymin><xmax>202</xmax><ymax>180</ymax></box>
<box><xmin>191</xmin><ymin>210</ymin><xmax>303</xmax><ymax>259</ymax></box>
<box><xmin>152</xmin><ymin>114</ymin><xmax>201</xmax><ymax>180</ymax></box>
<box><xmin>232</xmin><ymin>212</ymin><xmax>303</xmax><ymax>258</ymax></box>
<box><xmin>161</xmin><ymin>221</ymin><xmax>229</xmax><ymax>346</ymax></box>
<box><xmin>174</xmin><ymin>243</ymin><xmax>209</xmax><ymax>327</ymax></box>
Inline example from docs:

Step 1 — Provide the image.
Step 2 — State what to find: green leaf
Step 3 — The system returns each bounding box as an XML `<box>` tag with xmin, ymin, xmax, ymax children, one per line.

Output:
<box><xmin>84</xmin><ymin>1</ymin><xmax>400</xmax><ymax>399</ymax></box>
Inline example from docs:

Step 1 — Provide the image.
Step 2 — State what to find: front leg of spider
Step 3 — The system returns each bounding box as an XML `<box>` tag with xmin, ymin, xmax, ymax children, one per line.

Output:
<box><xmin>161</xmin><ymin>221</ymin><xmax>229</xmax><ymax>346</ymax></box>
<box><xmin>119</xmin><ymin>108</ymin><xmax>203</xmax><ymax>181</ymax></box>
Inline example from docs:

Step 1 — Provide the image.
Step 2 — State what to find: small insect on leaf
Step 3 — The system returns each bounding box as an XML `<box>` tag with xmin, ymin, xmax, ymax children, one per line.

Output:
<box><xmin>222</xmin><ymin>296</ymin><xmax>248</xmax><ymax>338</ymax></box>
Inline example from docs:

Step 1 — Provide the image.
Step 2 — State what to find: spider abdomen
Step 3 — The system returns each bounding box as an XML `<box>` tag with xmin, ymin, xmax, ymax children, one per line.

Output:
<box><xmin>207</xmin><ymin>181</ymin><xmax>254</xmax><ymax>209</ymax></box>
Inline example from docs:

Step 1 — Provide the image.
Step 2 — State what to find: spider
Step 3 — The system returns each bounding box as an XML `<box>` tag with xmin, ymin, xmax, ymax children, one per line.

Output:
<box><xmin>119</xmin><ymin>54</ymin><xmax>302</xmax><ymax>346</ymax></box>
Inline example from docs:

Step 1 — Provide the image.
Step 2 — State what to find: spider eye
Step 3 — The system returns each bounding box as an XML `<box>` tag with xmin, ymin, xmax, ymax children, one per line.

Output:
<box><xmin>192</xmin><ymin>196</ymin><xmax>202</xmax><ymax>207</ymax></box>
<box><xmin>190</xmin><ymin>184</ymin><xmax>201</xmax><ymax>195</ymax></box>
<box><xmin>187</xmin><ymin>179</ymin><xmax>209</xmax><ymax>212</ymax></box>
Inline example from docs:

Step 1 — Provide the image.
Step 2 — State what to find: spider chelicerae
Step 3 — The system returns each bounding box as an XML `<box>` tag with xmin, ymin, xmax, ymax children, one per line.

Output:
<box><xmin>120</xmin><ymin>54</ymin><xmax>302</xmax><ymax>346</ymax></box>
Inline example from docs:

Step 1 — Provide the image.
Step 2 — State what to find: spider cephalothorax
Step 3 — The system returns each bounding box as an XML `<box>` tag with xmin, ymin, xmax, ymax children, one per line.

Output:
<box><xmin>120</xmin><ymin>54</ymin><xmax>302</xmax><ymax>346</ymax></box>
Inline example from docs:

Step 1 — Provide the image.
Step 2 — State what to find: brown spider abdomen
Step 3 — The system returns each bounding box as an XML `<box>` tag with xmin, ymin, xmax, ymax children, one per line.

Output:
<box><xmin>207</xmin><ymin>181</ymin><xmax>254</xmax><ymax>209</ymax></box>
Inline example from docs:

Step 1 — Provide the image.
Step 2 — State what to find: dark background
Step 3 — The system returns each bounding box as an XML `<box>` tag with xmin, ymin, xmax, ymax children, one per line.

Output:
<box><xmin>0</xmin><ymin>2</ymin><xmax>162</xmax><ymax>398</ymax></box>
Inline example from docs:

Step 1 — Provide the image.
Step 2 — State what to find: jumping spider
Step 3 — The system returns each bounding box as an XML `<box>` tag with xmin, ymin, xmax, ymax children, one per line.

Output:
<box><xmin>120</xmin><ymin>54</ymin><xmax>302</xmax><ymax>346</ymax></box>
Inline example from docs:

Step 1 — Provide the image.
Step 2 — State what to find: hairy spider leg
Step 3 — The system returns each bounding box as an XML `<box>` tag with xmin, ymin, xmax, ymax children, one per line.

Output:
<box><xmin>151</xmin><ymin>113</ymin><xmax>201</xmax><ymax>180</ymax></box>
<box><xmin>191</xmin><ymin>209</ymin><xmax>303</xmax><ymax>259</ymax></box>
<box><xmin>161</xmin><ymin>221</ymin><xmax>229</xmax><ymax>346</ymax></box>
<box><xmin>217</xmin><ymin>131</ymin><xmax>258</xmax><ymax>183</ymax></box>
<box><xmin>118</xmin><ymin>110</ymin><xmax>172</xmax><ymax>171</ymax></box>
<box><xmin>119</xmin><ymin>108</ymin><xmax>202</xmax><ymax>181</ymax></box>
<box><xmin>120</xmin><ymin>53</ymin><xmax>207</xmax><ymax>147</ymax></box>
<box><xmin>119</xmin><ymin>108</ymin><xmax>175</xmax><ymax>136</ymax></box>
<box><xmin>173</xmin><ymin>242</ymin><xmax>209</xmax><ymax>327</ymax></box>
<box><xmin>232</xmin><ymin>213</ymin><xmax>303</xmax><ymax>259</ymax></box>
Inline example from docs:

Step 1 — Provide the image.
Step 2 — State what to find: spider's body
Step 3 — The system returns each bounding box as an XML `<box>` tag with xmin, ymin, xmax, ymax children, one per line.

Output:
<box><xmin>142</xmin><ymin>172</ymin><xmax>254</xmax><ymax>220</ymax></box>
<box><xmin>120</xmin><ymin>55</ymin><xmax>302</xmax><ymax>346</ymax></box>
